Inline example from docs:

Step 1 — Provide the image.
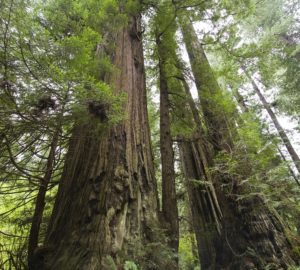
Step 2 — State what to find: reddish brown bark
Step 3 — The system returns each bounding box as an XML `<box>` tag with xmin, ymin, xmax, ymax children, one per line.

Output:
<box><xmin>36</xmin><ymin>15</ymin><xmax>160</xmax><ymax>270</ymax></box>
<box><xmin>179</xmin><ymin>138</ymin><xmax>222</xmax><ymax>270</ymax></box>
<box><xmin>157</xmin><ymin>37</ymin><xmax>179</xmax><ymax>261</ymax></box>
<box><xmin>176</xmin><ymin>74</ymin><xmax>225</xmax><ymax>269</ymax></box>
<box><xmin>180</xmin><ymin>18</ymin><xmax>295</xmax><ymax>269</ymax></box>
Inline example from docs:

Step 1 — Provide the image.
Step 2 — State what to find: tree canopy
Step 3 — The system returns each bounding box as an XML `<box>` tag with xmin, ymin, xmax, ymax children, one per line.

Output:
<box><xmin>0</xmin><ymin>0</ymin><xmax>299</xmax><ymax>269</ymax></box>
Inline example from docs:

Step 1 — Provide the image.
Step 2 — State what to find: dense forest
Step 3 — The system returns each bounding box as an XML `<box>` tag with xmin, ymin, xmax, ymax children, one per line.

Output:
<box><xmin>0</xmin><ymin>0</ymin><xmax>300</xmax><ymax>269</ymax></box>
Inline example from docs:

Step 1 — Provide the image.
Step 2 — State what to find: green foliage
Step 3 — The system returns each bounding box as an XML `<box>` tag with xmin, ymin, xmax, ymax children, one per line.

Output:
<box><xmin>102</xmin><ymin>255</ymin><xmax>118</xmax><ymax>270</ymax></box>
<box><xmin>1</xmin><ymin>0</ymin><xmax>300</xmax><ymax>268</ymax></box>
<box><xmin>288</xmin><ymin>267</ymin><xmax>300</xmax><ymax>270</ymax></box>
<box><xmin>125</xmin><ymin>227</ymin><xmax>178</xmax><ymax>270</ymax></box>
<box><xmin>228</xmin><ymin>0</ymin><xmax>300</xmax><ymax>119</ymax></box>
<box><xmin>0</xmin><ymin>0</ymin><xmax>130</xmax><ymax>267</ymax></box>
<box><xmin>124</xmin><ymin>260</ymin><xmax>139</xmax><ymax>270</ymax></box>
<box><xmin>211</xmin><ymin>110</ymin><xmax>300</xmax><ymax>233</ymax></box>
<box><xmin>179</xmin><ymin>233</ymin><xmax>199</xmax><ymax>270</ymax></box>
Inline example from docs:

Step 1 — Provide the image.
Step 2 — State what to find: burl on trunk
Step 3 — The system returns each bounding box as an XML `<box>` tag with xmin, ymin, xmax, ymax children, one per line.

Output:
<box><xmin>35</xmin><ymin>15</ymin><xmax>159</xmax><ymax>270</ymax></box>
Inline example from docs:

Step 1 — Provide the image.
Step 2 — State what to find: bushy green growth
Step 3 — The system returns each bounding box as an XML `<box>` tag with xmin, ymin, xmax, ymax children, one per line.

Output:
<box><xmin>124</xmin><ymin>260</ymin><xmax>139</xmax><ymax>270</ymax></box>
<box><xmin>0</xmin><ymin>0</ymin><xmax>131</xmax><ymax>268</ymax></box>
<box><xmin>179</xmin><ymin>233</ymin><xmax>200</xmax><ymax>270</ymax></box>
<box><xmin>212</xmin><ymin>109</ymin><xmax>300</xmax><ymax>235</ymax></box>
<box><xmin>102</xmin><ymin>255</ymin><xmax>118</xmax><ymax>270</ymax></box>
<box><xmin>102</xmin><ymin>256</ymin><xmax>139</xmax><ymax>270</ymax></box>
<box><xmin>124</xmin><ymin>227</ymin><xmax>177</xmax><ymax>270</ymax></box>
<box><xmin>288</xmin><ymin>267</ymin><xmax>300</xmax><ymax>270</ymax></box>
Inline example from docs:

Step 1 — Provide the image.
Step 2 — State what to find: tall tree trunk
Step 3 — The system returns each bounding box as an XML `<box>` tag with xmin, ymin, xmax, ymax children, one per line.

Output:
<box><xmin>179</xmin><ymin>20</ymin><xmax>234</xmax><ymax>153</ymax></box>
<box><xmin>178</xmin><ymin>138</ymin><xmax>222</xmax><ymax>270</ymax></box>
<box><xmin>180</xmin><ymin>18</ymin><xmax>295</xmax><ymax>269</ymax></box>
<box><xmin>157</xmin><ymin>35</ymin><xmax>179</xmax><ymax>264</ymax></box>
<box><xmin>157</xmin><ymin>49</ymin><xmax>179</xmax><ymax>266</ymax></box>
<box><xmin>27</xmin><ymin>127</ymin><xmax>60</xmax><ymax>269</ymax></box>
<box><xmin>243</xmin><ymin>68</ymin><xmax>300</xmax><ymax>174</ymax></box>
<box><xmin>37</xmin><ymin>15</ymin><xmax>160</xmax><ymax>270</ymax></box>
<box><xmin>174</xmin><ymin>72</ymin><xmax>223</xmax><ymax>270</ymax></box>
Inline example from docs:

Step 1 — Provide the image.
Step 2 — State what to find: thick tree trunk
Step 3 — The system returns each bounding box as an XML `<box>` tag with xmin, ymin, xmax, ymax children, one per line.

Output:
<box><xmin>28</xmin><ymin>128</ymin><xmax>60</xmax><ymax>269</ymax></box>
<box><xmin>37</xmin><ymin>15</ymin><xmax>160</xmax><ymax>270</ymax></box>
<box><xmin>156</xmin><ymin>28</ymin><xmax>223</xmax><ymax>268</ymax></box>
<box><xmin>179</xmin><ymin>139</ymin><xmax>222</xmax><ymax>270</ymax></box>
<box><xmin>243</xmin><ymin>68</ymin><xmax>300</xmax><ymax>174</ymax></box>
<box><xmin>157</xmin><ymin>37</ymin><xmax>179</xmax><ymax>264</ymax></box>
<box><xmin>173</xmin><ymin>73</ymin><xmax>223</xmax><ymax>270</ymax></box>
<box><xmin>180</xmin><ymin>19</ymin><xmax>234</xmax><ymax>153</ymax></box>
<box><xmin>180</xmin><ymin>18</ymin><xmax>296</xmax><ymax>269</ymax></box>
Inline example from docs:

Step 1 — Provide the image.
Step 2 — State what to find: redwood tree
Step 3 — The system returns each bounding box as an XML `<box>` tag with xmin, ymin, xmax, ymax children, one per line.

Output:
<box><xmin>37</xmin><ymin>10</ymin><xmax>161</xmax><ymax>270</ymax></box>
<box><xmin>155</xmin><ymin>4</ymin><xmax>179</xmax><ymax>264</ymax></box>
<box><xmin>180</xmin><ymin>16</ymin><xmax>296</xmax><ymax>269</ymax></box>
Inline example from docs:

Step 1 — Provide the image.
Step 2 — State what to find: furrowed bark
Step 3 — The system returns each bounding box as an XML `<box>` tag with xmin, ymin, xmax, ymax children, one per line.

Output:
<box><xmin>157</xmin><ymin>36</ymin><xmax>179</xmax><ymax>265</ymax></box>
<box><xmin>37</xmin><ymin>14</ymin><xmax>160</xmax><ymax>270</ymax></box>
<box><xmin>179</xmin><ymin>139</ymin><xmax>222</xmax><ymax>270</ymax></box>
<box><xmin>174</xmin><ymin>71</ymin><xmax>223</xmax><ymax>270</ymax></box>
<box><xmin>180</xmin><ymin>18</ymin><xmax>295</xmax><ymax>269</ymax></box>
<box><xmin>155</xmin><ymin>20</ymin><xmax>224</xmax><ymax>266</ymax></box>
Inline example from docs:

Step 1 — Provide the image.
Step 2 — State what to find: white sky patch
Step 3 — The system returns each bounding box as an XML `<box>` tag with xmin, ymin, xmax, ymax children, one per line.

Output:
<box><xmin>143</xmin><ymin>13</ymin><xmax>300</xmax><ymax>173</ymax></box>
<box><xmin>238</xmin><ymin>73</ymin><xmax>300</xmax><ymax>174</ymax></box>
<box><xmin>176</xmin><ymin>28</ymin><xmax>198</xmax><ymax>99</ymax></box>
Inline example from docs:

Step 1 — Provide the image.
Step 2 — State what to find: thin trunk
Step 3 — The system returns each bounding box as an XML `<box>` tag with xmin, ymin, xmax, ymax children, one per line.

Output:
<box><xmin>36</xmin><ymin>15</ymin><xmax>160</xmax><ymax>270</ymax></box>
<box><xmin>155</xmin><ymin>10</ymin><xmax>181</xmax><ymax>262</ymax></box>
<box><xmin>233</xmin><ymin>87</ymin><xmax>249</xmax><ymax>113</ymax></box>
<box><xmin>243</xmin><ymin>68</ymin><xmax>300</xmax><ymax>174</ymax></box>
<box><xmin>180</xmin><ymin>18</ymin><xmax>295</xmax><ymax>269</ymax></box>
<box><xmin>27</xmin><ymin>128</ymin><xmax>60</xmax><ymax>269</ymax></box>
<box><xmin>278</xmin><ymin>147</ymin><xmax>300</xmax><ymax>185</ymax></box>
<box><xmin>158</xmin><ymin>40</ymin><xmax>179</xmax><ymax>262</ymax></box>
<box><xmin>233</xmin><ymin>87</ymin><xmax>300</xmax><ymax>185</ymax></box>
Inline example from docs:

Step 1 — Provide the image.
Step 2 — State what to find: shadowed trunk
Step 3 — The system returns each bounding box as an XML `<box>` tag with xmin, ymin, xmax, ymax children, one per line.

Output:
<box><xmin>155</xmin><ymin>20</ymin><xmax>224</xmax><ymax>266</ymax></box>
<box><xmin>177</xmin><ymin>73</ymin><xmax>224</xmax><ymax>269</ymax></box>
<box><xmin>157</xmin><ymin>35</ymin><xmax>179</xmax><ymax>265</ymax></box>
<box><xmin>35</xmin><ymin>15</ymin><xmax>160</xmax><ymax>270</ymax></box>
<box><xmin>179</xmin><ymin>138</ymin><xmax>222</xmax><ymax>270</ymax></box>
<box><xmin>277</xmin><ymin>147</ymin><xmax>300</xmax><ymax>185</ymax></box>
<box><xmin>180</xmin><ymin>17</ymin><xmax>296</xmax><ymax>269</ymax></box>
<box><xmin>28</xmin><ymin>128</ymin><xmax>60</xmax><ymax>269</ymax></box>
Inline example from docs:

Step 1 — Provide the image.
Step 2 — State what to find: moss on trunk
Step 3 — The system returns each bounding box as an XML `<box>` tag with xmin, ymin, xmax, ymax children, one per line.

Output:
<box><xmin>38</xmin><ymin>15</ymin><xmax>160</xmax><ymax>270</ymax></box>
